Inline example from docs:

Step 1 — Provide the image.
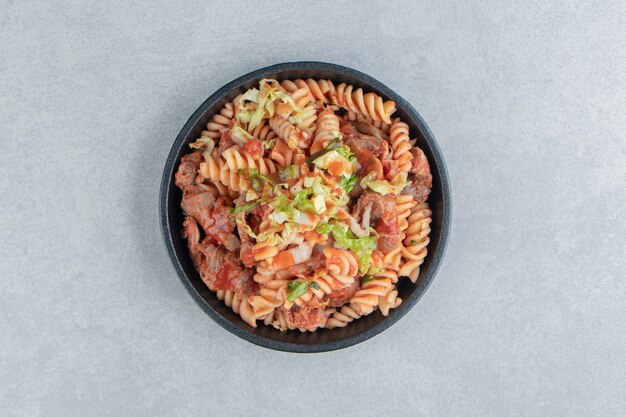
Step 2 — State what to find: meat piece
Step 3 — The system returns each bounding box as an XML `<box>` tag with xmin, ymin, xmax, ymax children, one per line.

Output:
<box><xmin>182</xmin><ymin>216</ymin><xmax>202</xmax><ymax>263</ymax></box>
<box><xmin>235</xmin><ymin>199</ymin><xmax>264</xmax><ymax>268</ymax></box>
<box><xmin>212</xmin><ymin>128</ymin><xmax>236</xmax><ymax>158</ymax></box>
<box><xmin>352</xmin><ymin>190</ymin><xmax>397</xmax><ymax>225</ymax></box>
<box><xmin>181</xmin><ymin>193</ymin><xmax>239</xmax><ymax>252</ymax></box>
<box><xmin>342</xmin><ymin>121</ymin><xmax>400</xmax><ymax>181</ymax></box>
<box><xmin>205</xmin><ymin>197</ymin><xmax>240</xmax><ymax>252</ymax></box>
<box><xmin>381</xmin><ymin>153</ymin><xmax>399</xmax><ymax>181</ymax></box>
<box><xmin>373</xmin><ymin>217</ymin><xmax>402</xmax><ymax>253</ymax></box>
<box><xmin>408</xmin><ymin>147</ymin><xmax>432</xmax><ymax>180</ymax></box>
<box><xmin>182</xmin><ymin>217</ymin><xmax>255</xmax><ymax>296</ymax></box>
<box><xmin>282</xmin><ymin>305</ymin><xmax>327</xmax><ymax>330</ymax></box>
<box><xmin>402</xmin><ymin>147</ymin><xmax>433</xmax><ymax>204</ymax></box>
<box><xmin>327</xmin><ymin>279</ymin><xmax>359</xmax><ymax>307</ymax></box>
<box><xmin>341</xmin><ymin>123</ymin><xmax>386</xmax><ymax>157</ymax></box>
<box><xmin>402</xmin><ymin>178</ymin><xmax>431</xmax><ymax>204</ymax></box>
<box><xmin>355</xmin><ymin>120</ymin><xmax>387</xmax><ymax>141</ymax></box>
<box><xmin>181</xmin><ymin>191</ymin><xmax>216</xmax><ymax>228</ymax></box>
<box><xmin>287</xmin><ymin>246</ymin><xmax>325</xmax><ymax>277</ymax></box>
<box><xmin>175</xmin><ymin>151</ymin><xmax>202</xmax><ymax>191</ymax></box>
<box><xmin>352</xmin><ymin>190</ymin><xmax>401</xmax><ymax>253</ymax></box>
<box><xmin>197</xmin><ymin>242</ymin><xmax>256</xmax><ymax>296</ymax></box>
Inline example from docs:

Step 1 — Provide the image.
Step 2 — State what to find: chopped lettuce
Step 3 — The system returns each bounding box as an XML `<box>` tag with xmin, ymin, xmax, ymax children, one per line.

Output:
<box><xmin>236</xmin><ymin>79</ymin><xmax>306</xmax><ymax>132</ymax></box>
<box><xmin>338</xmin><ymin>174</ymin><xmax>357</xmax><ymax>193</ymax></box>
<box><xmin>230</xmin><ymin>126</ymin><xmax>254</xmax><ymax>146</ymax></box>
<box><xmin>230</xmin><ymin>201</ymin><xmax>258</xmax><ymax>216</ymax></box>
<box><xmin>287</xmin><ymin>280</ymin><xmax>310</xmax><ymax>302</ymax></box>
<box><xmin>360</xmin><ymin>171</ymin><xmax>409</xmax><ymax>195</ymax></box>
<box><xmin>279</xmin><ymin>165</ymin><xmax>299</xmax><ymax>181</ymax></box>
<box><xmin>188</xmin><ymin>136</ymin><xmax>215</xmax><ymax>152</ymax></box>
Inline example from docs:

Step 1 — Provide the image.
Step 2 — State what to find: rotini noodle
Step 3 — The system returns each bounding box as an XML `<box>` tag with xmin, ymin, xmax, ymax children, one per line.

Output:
<box><xmin>335</xmin><ymin>83</ymin><xmax>396</xmax><ymax>124</ymax></box>
<box><xmin>201</xmin><ymin>102</ymin><xmax>235</xmax><ymax>139</ymax></box>
<box><xmin>399</xmin><ymin>203</ymin><xmax>432</xmax><ymax>282</ymax></box>
<box><xmin>389</xmin><ymin>118</ymin><xmax>414</xmax><ymax>172</ymax></box>
<box><xmin>310</xmin><ymin>108</ymin><xmax>341</xmax><ymax>153</ymax></box>
<box><xmin>216</xmin><ymin>289</ymin><xmax>256</xmax><ymax>328</ymax></box>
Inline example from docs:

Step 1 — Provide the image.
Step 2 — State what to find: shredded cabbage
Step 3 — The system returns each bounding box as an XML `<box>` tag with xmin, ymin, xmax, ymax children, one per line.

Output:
<box><xmin>188</xmin><ymin>136</ymin><xmax>215</xmax><ymax>152</ymax></box>
<box><xmin>230</xmin><ymin>126</ymin><xmax>254</xmax><ymax>146</ymax></box>
<box><xmin>360</xmin><ymin>171</ymin><xmax>409</xmax><ymax>195</ymax></box>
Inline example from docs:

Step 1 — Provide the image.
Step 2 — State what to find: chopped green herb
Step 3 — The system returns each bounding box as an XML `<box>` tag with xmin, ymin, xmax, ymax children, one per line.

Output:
<box><xmin>361</xmin><ymin>275</ymin><xmax>375</xmax><ymax>285</ymax></box>
<box><xmin>287</xmin><ymin>280</ymin><xmax>310</xmax><ymax>302</ymax></box>
<box><xmin>239</xmin><ymin>167</ymin><xmax>274</xmax><ymax>192</ymax></box>
<box><xmin>305</xmin><ymin>138</ymin><xmax>342</xmax><ymax>165</ymax></box>
<box><xmin>310</xmin><ymin>282</ymin><xmax>320</xmax><ymax>290</ymax></box>
<box><xmin>229</xmin><ymin>201</ymin><xmax>258</xmax><ymax>216</ymax></box>
<box><xmin>410</xmin><ymin>240</ymin><xmax>418</xmax><ymax>245</ymax></box>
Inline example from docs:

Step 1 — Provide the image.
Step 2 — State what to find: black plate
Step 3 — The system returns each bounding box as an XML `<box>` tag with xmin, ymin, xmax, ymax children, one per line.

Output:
<box><xmin>160</xmin><ymin>62</ymin><xmax>452</xmax><ymax>352</ymax></box>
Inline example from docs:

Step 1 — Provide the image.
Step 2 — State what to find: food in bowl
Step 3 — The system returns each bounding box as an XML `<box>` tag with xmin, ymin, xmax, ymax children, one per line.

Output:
<box><xmin>174</xmin><ymin>78</ymin><xmax>433</xmax><ymax>332</ymax></box>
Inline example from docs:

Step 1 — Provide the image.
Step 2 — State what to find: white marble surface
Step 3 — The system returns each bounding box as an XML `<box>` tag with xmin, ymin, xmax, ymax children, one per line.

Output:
<box><xmin>1</xmin><ymin>1</ymin><xmax>625</xmax><ymax>416</ymax></box>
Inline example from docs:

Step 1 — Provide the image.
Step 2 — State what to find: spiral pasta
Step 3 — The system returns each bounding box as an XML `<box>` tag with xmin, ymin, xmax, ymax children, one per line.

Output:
<box><xmin>389</xmin><ymin>118</ymin><xmax>414</xmax><ymax>172</ymax></box>
<box><xmin>269</xmin><ymin>139</ymin><xmax>296</xmax><ymax>167</ymax></box>
<box><xmin>310</xmin><ymin>108</ymin><xmax>341</xmax><ymax>154</ymax></box>
<box><xmin>201</xmin><ymin>102</ymin><xmax>235</xmax><ymax>139</ymax></box>
<box><xmin>251</xmin><ymin>118</ymin><xmax>278</xmax><ymax>142</ymax></box>
<box><xmin>343</xmin><ymin>110</ymin><xmax>391</xmax><ymax>135</ymax></box>
<box><xmin>399</xmin><ymin>203</ymin><xmax>432</xmax><ymax>282</ymax></box>
<box><xmin>221</xmin><ymin>146</ymin><xmax>278</xmax><ymax>175</ymax></box>
<box><xmin>281</xmin><ymin>78</ymin><xmax>337</xmax><ymax>104</ymax></box>
<box><xmin>199</xmin><ymin>156</ymin><xmax>247</xmax><ymax>192</ymax></box>
<box><xmin>325</xmin><ymin>305</ymin><xmax>362</xmax><ymax>329</ymax></box>
<box><xmin>269</xmin><ymin>115</ymin><xmax>310</xmax><ymax>149</ymax></box>
<box><xmin>396</xmin><ymin>194</ymin><xmax>416</xmax><ymax>235</ymax></box>
<box><xmin>349</xmin><ymin>277</ymin><xmax>394</xmax><ymax>316</ymax></box>
<box><xmin>251</xmin><ymin>278</ymin><xmax>289</xmax><ymax>319</ymax></box>
<box><xmin>335</xmin><ymin>83</ymin><xmax>396</xmax><ymax>124</ymax></box>
<box><xmin>216</xmin><ymin>289</ymin><xmax>256</xmax><ymax>327</ymax></box>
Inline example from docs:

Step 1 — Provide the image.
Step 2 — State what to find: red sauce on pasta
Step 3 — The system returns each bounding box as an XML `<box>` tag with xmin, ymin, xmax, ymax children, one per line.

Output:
<box><xmin>242</xmin><ymin>139</ymin><xmax>263</xmax><ymax>160</ymax></box>
<box><xmin>213</xmin><ymin>258</ymin><xmax>240</xmax><ymax>291</ymax></box>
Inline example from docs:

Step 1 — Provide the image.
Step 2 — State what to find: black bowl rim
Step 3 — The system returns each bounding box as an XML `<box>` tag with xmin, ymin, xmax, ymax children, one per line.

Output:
<box><xmin>159</xmin><ymin>61</ymin><xmax>452</xmax><ymax>353</ymax></box>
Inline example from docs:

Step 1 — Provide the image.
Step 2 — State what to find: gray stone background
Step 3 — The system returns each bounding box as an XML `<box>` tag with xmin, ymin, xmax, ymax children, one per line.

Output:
<box><xmin>1</xmin><ymin>1</ymin><xmax>625</xmax><ymax>416</ymax></box>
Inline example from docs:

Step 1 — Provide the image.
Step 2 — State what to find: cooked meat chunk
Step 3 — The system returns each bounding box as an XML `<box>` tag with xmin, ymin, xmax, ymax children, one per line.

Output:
<box><xmin>282</xmin><ymin>305</ymin><xmax>327</xmax><ymax>330</ymax></box>
<box><xmin>205</xmin><ymin>197</ymin><xmax>240</xmax><ymax>252</ymax></box>
<box><xmin>175</xmin><ymin>151</ymin><xmax>202</xmax><ymax>191</ymax></box>
<box><xmin>342</xmin><ymin>121</ymin><xmax>398</xmax><ymax>182</ymax></box>
<box><xmin>235</xmin><ymin>197</ymin><xmax>265</xmax><ymax>267</ymax></box>
<box><xmin>183</xmin><ymin>217</ymin><xmax>255</xmax><ymax>296</ymax></box>
<box><xmin>287</xmin><ymin>246</ymin><xmax>325</xmax><ymax>277</ymax></box>
<box><xmin>341</xmin><ymin>122</ymin><xmax>386</xmax><ymax>157</ymax></box>
<box><xmin>212</xmin><ymin>128</ymin><xmax>236</xmax><ymax>158</ymax></box>
<box><xmin>181</xmin><ymin>192</ymin><xmax>239</xmax><ymax>251</ymax></box>
<box><xmin>352</xmin><ymin>190</ymin><xmax>401</xmax><ymax>253</ymax></box>
<box><xmin>401</xmin><ymin>147</ymin><xmax>432</xmax><ymax>203</ymax></box>
<box><xmin>327</xmin><ymin>279</ymin><xmax>359</xmax><ymax>307</ymax></box>
<box><xmin>408</xmin><ymin>147</ymin><xmax>432</xmax><ymax>180</ymax></box>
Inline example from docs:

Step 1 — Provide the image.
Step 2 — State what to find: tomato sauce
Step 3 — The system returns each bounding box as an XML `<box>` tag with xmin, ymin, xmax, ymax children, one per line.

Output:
<box><xmin>242</xmin><ymin>139</ymin><xmax>263</xmax><ymax>159</ymax></box>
